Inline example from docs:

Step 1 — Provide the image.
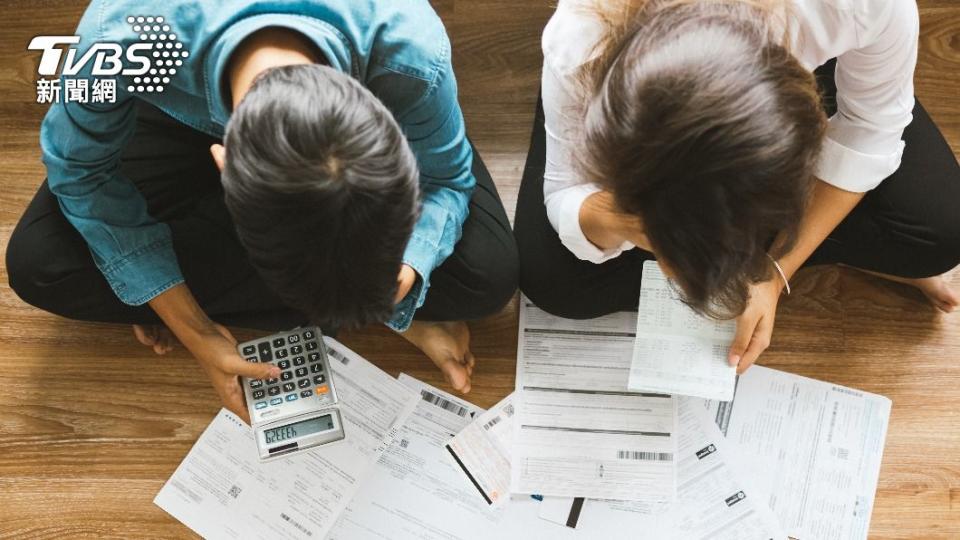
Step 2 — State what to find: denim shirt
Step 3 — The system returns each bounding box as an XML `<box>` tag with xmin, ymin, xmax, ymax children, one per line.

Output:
<box><xmin>40</xmin><ymin>0</ymin><xmax>475</xmax><ymax>331</ymax></box>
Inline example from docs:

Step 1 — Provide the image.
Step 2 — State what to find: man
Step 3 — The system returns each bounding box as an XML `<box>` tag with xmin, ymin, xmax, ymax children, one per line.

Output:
<box><xmin>7</xmin><ymin>1</ymin><xmax>518</xmax><ymax>421</ymax></box>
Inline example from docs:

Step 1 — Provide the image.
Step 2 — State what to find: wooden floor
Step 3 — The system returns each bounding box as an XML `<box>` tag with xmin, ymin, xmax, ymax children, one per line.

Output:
<box><xmin>1</xmin><ymin>1</ymin><xmax>959</xmax><ymax>538</ymax></box>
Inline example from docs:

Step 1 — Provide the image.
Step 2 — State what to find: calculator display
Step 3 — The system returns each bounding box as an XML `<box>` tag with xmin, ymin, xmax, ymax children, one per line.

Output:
<box><xmin>263</xmin><ymin>414</ymin><xmax>335</xmax><ymax>445</ymax></box>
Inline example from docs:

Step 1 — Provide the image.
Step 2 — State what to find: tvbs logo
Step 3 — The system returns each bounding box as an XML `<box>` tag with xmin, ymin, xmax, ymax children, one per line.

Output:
<box><xmin>29</xmin><ymin>15</ymin><xmax>187</xmax><ymax>104</ymax></box>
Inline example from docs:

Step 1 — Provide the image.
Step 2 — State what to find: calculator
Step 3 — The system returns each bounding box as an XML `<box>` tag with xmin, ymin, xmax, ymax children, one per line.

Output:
<box><xmin>238</xmin><ymin>327</ymin><xmax>345</xmax><ymax>460</ymax></box>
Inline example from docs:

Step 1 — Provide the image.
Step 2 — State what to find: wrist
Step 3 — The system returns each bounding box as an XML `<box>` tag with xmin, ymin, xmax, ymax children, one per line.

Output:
<box><xmin>766</xmin><ymin>254</ymin><xmax>791</xmax><ymax>295</ymax></box>
<box><xmin>147</xmin><ymin>284</ymin><xmax>218</xmax><ymax>350</ymax></box>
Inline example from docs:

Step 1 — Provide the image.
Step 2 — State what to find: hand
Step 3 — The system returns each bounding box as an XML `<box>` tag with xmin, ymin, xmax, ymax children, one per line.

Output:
<box><xmin>580</xmin><ymin>191</ymin><xmax>653</xmax><ymax>252</ymax></box>
<box><xmin>395</xmin><ymin>264</ymin><xmax>418</xmax><ymax>304</ymax></box>
<box><xmin>147</xmin><ymin>284</ymin><xmax>280</xmax><ymax>423</ymax></box>
<box><xmin>728</xmin><ymin>277</ymin><xmax>783</xmax><ymax>374</ymax></box>
<box><xmin>186</xmin><ymin>323</ymin><xmax>280</xmax><ymax>423</ymax></box>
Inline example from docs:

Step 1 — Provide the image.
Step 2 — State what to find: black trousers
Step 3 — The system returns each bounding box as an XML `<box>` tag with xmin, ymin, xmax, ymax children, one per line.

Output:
<box><xmin>515</xmin><ymin>61</ymin><xmax>960</xmax><ymax>319</ymax></box>
<box><xmin>7</xmin><ymin>103</ymin><xmax>519</xmax><ymax>331</ymax></box>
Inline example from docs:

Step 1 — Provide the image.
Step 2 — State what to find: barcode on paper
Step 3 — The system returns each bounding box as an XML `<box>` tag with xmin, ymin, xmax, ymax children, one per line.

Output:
<box><xmin>420</xmin><ymin>390</ymin><xmax>469</xmax><ymax>417</ymax></box>
<box><xmin>482</xmin><ymin>416</ymin><xmax>502</xmax><ymax>431</ymax></box>
<box><xmin>328</xmin><ymin>348</ymin><xmax>349</xmax><ymax>365</ymax></box>
<box><xmin>616</xmin><ymin>450</ymin><xmax>673</xmax><ymax>462</ymax></box>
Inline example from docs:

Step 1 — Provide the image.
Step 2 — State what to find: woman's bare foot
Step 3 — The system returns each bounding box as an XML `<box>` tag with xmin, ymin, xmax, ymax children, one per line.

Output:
<box><xmin>133</xmin><ymin>324</ymin><xmax>176</xmax><ymax>354</ymax></box>
<box><xmin>854</xmin><ymin>268</ymin><xmax>959</xmax><ymax>313</ymax></box>
<box><xmin>399</xmin><ymin>321</ymin><xmax>475</xmax><ymax>393</ymax></box>
<box><xmin>904</xmin><ymin>275</ymin><xmax>960</xmax><ymax>313</ymax></box>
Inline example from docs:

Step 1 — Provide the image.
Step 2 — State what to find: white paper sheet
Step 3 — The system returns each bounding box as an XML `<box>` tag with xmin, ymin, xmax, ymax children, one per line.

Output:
<box><xmin>664</xmin><ymin>397</ymin><xmax>785</xmax><ymax>539</ymax></box>
<box><xmin>153</xmin><ymin>337</ymin><xmax>420</xmax><ymax>540</ymax></box>
<box><xmin>700</xmin><ymin>366</ymin><xmax>891</xmax><ymax>540</ymax></box>
<box><xmin>512</xmin><ymin>298</ymin><xmax>678</xmax><ymax>502</ymax></box>
<box><xmin>629</xmin><ymin>260</ymin><xmax>737</xmax><ymax>401</ymax></box>
<box><xmin>329</xmin><ymin>374</ymin><xmax>580</xmax><ymax>540</ymax></box>
<box><xmin>527</xmin><ymin>398</ymin><xmax>784</xmax><ymax>540</ymax></box>
<box><xmin>445</xmin><ymin>393</ymin><xmax>516</xmax><ymax>507</ymax></box>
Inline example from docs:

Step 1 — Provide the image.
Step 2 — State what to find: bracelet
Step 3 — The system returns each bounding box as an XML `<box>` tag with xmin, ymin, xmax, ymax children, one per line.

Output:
<box><xmin>767</xmin><ymin>254</ymin><xmax>791</xmax><ymax>295</ymax></box>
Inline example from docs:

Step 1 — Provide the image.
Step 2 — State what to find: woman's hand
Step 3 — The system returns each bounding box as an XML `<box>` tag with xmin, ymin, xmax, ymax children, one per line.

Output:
<box><xmin>579</xmin><ymin>191</ymin><xmax>653</xmax><ymax>252</ymax></box>
<box><xmin>728</xmin><ymin>277</ymin><xmax>784</xmax><ymax>374</ymax></box>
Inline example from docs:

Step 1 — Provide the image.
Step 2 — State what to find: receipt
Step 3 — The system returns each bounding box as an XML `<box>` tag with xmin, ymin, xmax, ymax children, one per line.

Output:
<box><xmin>445</xmin><ymin>394</ymin><xmax>516</xmax><ymax>506</ymax></box>
<box><xmin>629</xmin><ymin>260</ymin><xmax>737</xmax><ymax>401</ymax></box>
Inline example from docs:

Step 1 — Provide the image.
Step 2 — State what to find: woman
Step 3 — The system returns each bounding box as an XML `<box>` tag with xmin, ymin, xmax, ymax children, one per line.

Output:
<box><xmin>515</xmin><ymin>0</ymin><xmax>960</xmax><ymax>373</ymax></box>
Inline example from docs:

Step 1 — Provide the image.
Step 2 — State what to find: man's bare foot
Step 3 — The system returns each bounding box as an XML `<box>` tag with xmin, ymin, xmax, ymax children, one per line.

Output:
<box><xmin>133</xmin><ymin>324</ymin><xmax>175</xmax><ymax>354</ymax></box>
<box><xmin>399</xmin><ymin>321</ymin><xmax>475</xmax><ymax>393</ymax></box>
<box><xmin>854</xmin><ymin>268</ymin><xmax>959</xmax><ymax>313</ymax></box>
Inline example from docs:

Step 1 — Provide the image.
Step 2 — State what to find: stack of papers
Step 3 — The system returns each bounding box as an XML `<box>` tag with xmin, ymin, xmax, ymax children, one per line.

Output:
<box><xmin>155</xmin><ymin>269</ymin><xmax>892</xmax><ymax>539</ymax></box>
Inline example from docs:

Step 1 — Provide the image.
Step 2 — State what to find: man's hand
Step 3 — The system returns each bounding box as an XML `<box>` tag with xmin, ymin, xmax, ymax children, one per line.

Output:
<box><xmin>395</xmin><ymin>264</ymin><xmax>418</xmax><ymax>304</ymax></box>
<box><xmin>728</xmin><ymin>277</ymin><xmax>783</xmax><ymax>374</ymax></box>
<box><xmin>148</xmin><ymin>284</ymin><xmax>279</xmax><ymax>423</ymax></box>
<box><xmin>187</xmin><ymin>323</ymin><xmax>280</xmax><ymax>423</ymax></box>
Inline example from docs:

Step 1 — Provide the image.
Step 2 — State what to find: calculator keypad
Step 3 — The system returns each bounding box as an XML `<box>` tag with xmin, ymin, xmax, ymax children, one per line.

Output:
<box><xmin>241</xmin><ymin>327</ymin><xmax>336</xmax><ymax>419</ymax></box>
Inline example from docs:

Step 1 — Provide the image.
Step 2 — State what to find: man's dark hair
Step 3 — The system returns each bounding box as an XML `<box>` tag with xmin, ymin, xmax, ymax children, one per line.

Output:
<box><xmin>222</xmin><ymin>64</ymin><xmax>419</xmax><ymax>328</ymax></box>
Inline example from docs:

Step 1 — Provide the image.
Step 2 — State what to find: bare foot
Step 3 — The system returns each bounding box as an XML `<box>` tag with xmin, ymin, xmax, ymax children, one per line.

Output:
<box><xmin>398</xmin><ymin>321</ymin><xmax>475</xmax><ymax>393</ymax></box>
<box><xmin>133</xmin><ymin>324</ymin><xmax>175</xmax><ymax>355</ymax></box>
<box><xmin>905</xmin><ymin>275</ymin><xmax>960</xmax><ymax>313</ymax></box>
<box><xmin>854</xmin><ymin>268</ymin><xmax>959</xmax><ymax>313</ymax></box>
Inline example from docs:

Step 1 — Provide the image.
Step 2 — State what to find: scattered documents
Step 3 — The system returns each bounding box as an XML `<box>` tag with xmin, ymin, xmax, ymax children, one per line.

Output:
<box><xmin>153</xmin><ymin>337</ymin><xmax>420</xmax><ymax>540</ymax></box>
<box><xmin>700</xmin><ymin>366</ymin><xmax>891</xmax><ymax>540</ymax></box>
<box><xmin>512</xmin><ymin>298</ymin><xmax>678</xmax><ymax>501</ymax></box>
<box><xmin>629</xmin><ymin>260</ymin><xmax>737</xmax><ymax>401</ymax></box>
<box><xmin>451</xmin><ymin>386</ymin><xmax>783</xmax><ymax>539</ymax></box>
<box><xmin>156</xmin><ymin>302</ymin><xmax>891</xmax><ymax>540</ymax></box>
<box><xmin>331</xmin><ymin>375</ymin><xmax>581</xmax><ymax>540</ymax></box>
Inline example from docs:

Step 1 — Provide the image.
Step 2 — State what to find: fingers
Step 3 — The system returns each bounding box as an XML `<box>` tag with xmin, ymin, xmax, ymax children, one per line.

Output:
<box><xmin>737</xmin><ymin>315</ymin><xmax>774</xmax><ymax>374</ymax></box>
<box><xmin>225</xmin><ymin>354</ymin><xmax>280</xmax><ymax>380</ymax></box>
<box><xmin>728</xmin><ymin>315</ymin><xmax>757</xmax><ymax>367</ymax></box>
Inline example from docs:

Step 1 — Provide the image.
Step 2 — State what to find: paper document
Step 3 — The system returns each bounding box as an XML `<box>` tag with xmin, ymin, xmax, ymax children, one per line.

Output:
<box><xmin>629</xmin><ymin>260</ymin><xmax>737</xmax><ymax>400</ymax></box>
<box><xmin>445</xmin><ymin>393</ymin><xmax>516</xmax><ymax>506</ymax></box>
<box><xmin>704</xmin><ymin>366</ymin><xmax>890</xmax><ymax>540</ymax></box>
<box><xmin>154</xmin><ymin>338</ymin><xmax>419</xmax><ymax>540</ymax></box>
<box><xmin>528</xmin><ymin>398</ymin><xmax>783</xmax><ymax>539</ymax></box>
<box><xmin>665</xmin><ymin>397</ymin><xmax>784</xmax><ymax>539</ymax></box>
<box><xmin>512</xmin><ymin>298</ymin><xmax>677</xmax><ymax>501</ymax></box>
<box><xmin>330</xmin><ymin>374</ymin><xmax>577</xmax><ymax>540</ymax></box>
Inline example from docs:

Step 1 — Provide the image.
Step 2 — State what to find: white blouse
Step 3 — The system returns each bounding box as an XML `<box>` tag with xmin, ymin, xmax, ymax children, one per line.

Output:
<box><xmin>542</xmin><ymin>0</ymin><xmax>920</xmax><ymax>263</ymax></box>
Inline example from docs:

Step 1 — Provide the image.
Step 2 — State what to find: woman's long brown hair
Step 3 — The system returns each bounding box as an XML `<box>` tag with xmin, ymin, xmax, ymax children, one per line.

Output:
<box><xmin>573</xmin><ymin>0</ymin><xmax>825</xmax><ymax>318</ymax></box>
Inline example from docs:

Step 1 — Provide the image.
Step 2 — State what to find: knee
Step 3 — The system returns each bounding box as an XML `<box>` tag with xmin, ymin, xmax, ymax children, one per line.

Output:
<box><xmin>471</xmin><ymin>238</ymin><xmax>519</xmax><ymax>318</ymax></box>
<box><xmin>519</xmin><ymin>249</ymin><xmax>593</xmax><ymax>320</ymax></box>
<box><xmin>906</xmin><ymin>216</ymin><xmax>960</xmax><ymax>277</ymax></box>
<box><xmin>6</xmin><ymin>219</ymin><xmax>68</xmax><ymax>314</ymax></box>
